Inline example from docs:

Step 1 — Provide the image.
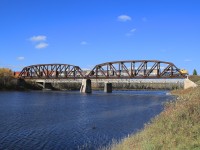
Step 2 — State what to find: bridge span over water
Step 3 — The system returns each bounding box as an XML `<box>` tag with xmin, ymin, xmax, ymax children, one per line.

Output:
<box><xmin>18</xmin><ymin>60</ymin><xmax>196</xmax><ymax>93</ymax></box>
<box><xmin>19</xmin><ymin>60</ymin><xmax>186</xmax><ymax>79</ymax></box>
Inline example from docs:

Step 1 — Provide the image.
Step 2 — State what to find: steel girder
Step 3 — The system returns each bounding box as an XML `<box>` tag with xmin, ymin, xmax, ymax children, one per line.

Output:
<box><xmin>19</xmin><ymin>64</ymin><xmax>84</xmax><ymax>79</ymax></box>
<box><xmin>19</xmin><ymin>60</ymin><xmax>186</xmax><ymax>79</ymax></box>
<box><xmin>86</xmin><ymin>60</ymin><xmax>186</xmax><ymax>79</ymax></box>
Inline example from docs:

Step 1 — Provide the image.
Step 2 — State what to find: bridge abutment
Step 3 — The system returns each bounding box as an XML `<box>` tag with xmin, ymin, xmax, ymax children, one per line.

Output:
<box><xmin>184</xmin><ymin>79</ymin><xmax>197</xmax><ymax>89</ymax></box>
<box><xmin>80</xmin><ymin>79</ymin><xmax>92</xmax><ymax>93</ymax></box>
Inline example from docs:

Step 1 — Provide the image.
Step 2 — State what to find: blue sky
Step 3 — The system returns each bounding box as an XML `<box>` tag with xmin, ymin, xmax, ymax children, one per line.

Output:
<box><xmin>0</xmin><ymin>0</ymin><xmax>200</xmax><ymax>74</ymax></box>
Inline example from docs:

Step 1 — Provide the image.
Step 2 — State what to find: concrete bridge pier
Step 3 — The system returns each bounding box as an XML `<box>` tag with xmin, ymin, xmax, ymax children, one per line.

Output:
<box><xmin>80</xmin><ymin>79</ymin><xmax>92</xmax><ymax>93</ymax></box>
<box><xmin>104</xmin><ymin>82</ymin><xmax>112</xmax><ymax>93</ymax></box>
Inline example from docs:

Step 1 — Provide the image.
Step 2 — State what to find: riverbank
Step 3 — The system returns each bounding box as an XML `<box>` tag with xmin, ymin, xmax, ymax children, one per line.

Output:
<box><xmin>107</xmin><ymin>86</ymin><xmax>200</xmax><ymax>150</ymax></box>
<box><xmin>0</xmin><ymin>78</ymin><xmax>44</xmax><ymax>91</ymax></box>
<box><xmin>0</xmin><ymin>78</ymin><xmax>20</xmax><ymax>90</ymax></box>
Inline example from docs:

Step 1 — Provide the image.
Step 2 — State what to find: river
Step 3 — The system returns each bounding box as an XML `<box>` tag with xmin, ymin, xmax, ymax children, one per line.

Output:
<box><xmin>0</xmin><ymin>90</ymin><xmax>173</xmax><ymax>150</ymax></box>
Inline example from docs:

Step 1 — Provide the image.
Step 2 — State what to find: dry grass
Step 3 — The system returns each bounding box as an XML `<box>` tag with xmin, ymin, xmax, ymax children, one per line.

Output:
<box><xmin>189</xmin><ymin>75</ymin><xmax>200</xmax><ymax>83</ymax></box>
<box><xmin>107</xmin><ymin>87</ymin><xmax>200</xmax><ymax>150</ymax></box>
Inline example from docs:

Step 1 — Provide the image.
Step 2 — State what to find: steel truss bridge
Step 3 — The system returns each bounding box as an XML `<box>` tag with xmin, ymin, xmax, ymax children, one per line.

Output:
<box><xmin>19</xmin><ymin>60</ymin><xmax>186</xmax><ymax>79</ymax></box>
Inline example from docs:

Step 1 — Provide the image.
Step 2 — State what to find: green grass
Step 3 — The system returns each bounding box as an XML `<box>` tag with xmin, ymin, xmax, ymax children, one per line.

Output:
<box><xmin>106</xmin><ymin>87</ymin><xmax>200</xmax><ymax>150</ymax></box>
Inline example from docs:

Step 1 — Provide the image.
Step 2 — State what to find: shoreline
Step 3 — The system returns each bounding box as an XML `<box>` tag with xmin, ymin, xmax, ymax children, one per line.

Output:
<box><xmin>107</xmin><ymin>86</ymin><xmax>200</xmax><ymax>150</ymax></box>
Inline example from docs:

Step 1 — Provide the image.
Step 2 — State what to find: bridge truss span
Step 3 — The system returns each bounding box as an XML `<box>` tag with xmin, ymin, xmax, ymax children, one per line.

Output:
<box><xmin>87</xmin><ymin>60</ymin><xmax>186</xmax><ymax>79</ymax></box>
<box><xmin>19</xmin><ymin>64</ymin><xmax>84</xmax><ymax>79</ymax></box>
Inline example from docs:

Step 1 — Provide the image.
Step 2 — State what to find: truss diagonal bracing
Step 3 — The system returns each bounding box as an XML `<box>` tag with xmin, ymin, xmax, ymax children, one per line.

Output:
<box><xmin>19</xmin><ymin>64</ymin><xmax>84</xmax><ymax>79</ymax></box>
<box><xmin>86</xmin><ymin>60</ymin><xmax>186</xmax><ymax>79</ymax></box>
<box><xmin>19</xmin><ymin>60</ymin><xmax>186</xmax><ymax>79</ymax></box>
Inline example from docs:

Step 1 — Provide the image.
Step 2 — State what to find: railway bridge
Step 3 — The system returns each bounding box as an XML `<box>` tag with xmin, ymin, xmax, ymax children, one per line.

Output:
<box><xmin>18</xmin><ymin>60</ymin><xmax>196</xmax><ymax>92</ymax></box>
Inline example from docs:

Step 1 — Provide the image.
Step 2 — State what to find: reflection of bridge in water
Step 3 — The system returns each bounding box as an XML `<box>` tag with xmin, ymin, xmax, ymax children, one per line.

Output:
<box><xmin>19</xmin><ymin>60</ymin><xmax>193</xmax><ymax>93</ymax></box>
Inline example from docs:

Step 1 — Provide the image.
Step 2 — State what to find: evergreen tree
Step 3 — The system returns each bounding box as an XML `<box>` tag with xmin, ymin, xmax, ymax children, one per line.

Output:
<box><xmin>193</xmin><ymin>69</ymin><xmax>197</xmax><ymax>75</ymax></box>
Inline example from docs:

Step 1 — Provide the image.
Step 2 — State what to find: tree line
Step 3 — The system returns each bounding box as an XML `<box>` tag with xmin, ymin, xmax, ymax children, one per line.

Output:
<box><xmin>193</xmin><ymin>69</ymin><xmax>198</xmax><ymax>75</ymax></box>
<box><xmin>0</xmin><ymin>68</ymin><xmax>18</xmax><ymax>90</ymax></box>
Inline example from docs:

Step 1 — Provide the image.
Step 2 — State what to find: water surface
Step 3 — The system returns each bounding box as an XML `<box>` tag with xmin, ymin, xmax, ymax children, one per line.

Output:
<box><xmin>0</xmin><ymin>90</ymin><xmax>173</xmax><ymax>150</ymax></box>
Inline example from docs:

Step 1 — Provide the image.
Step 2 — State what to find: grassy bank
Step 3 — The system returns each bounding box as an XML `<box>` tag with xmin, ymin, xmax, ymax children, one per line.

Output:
<box><xmin>107</xmin><ymin>86</ymin><xmax>200</xmax><ymax>150</ymax></box>
<box><xmin>189</xmin><ymin>75</ymin><xmax>200</xmax><ymax>83</ymax></box>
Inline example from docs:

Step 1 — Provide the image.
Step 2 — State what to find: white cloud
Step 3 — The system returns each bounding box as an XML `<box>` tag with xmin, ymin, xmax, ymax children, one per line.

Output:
<box><xmin>28</xmin><ymin>35</ymin><xmax>49</xmax><ymax>49</ymax></box>
<box><xmin>80</xmin><ymin>41</ymin><xmax>88</xmax><ymax>45</ymax></box>
<box><xmin>29</xmin><ymin>35</ymin><xmax>47</xmax><ymax>42</ymax></box>
<box><xmin>130</xmin><ymin>28</ymin><xmax>136</xmax><ymax>32</ymax></box>
<box><xmin>125</xmin><ymin>33</ymin><xmax>132</xmax><ymax>36</ymax></box>
<box><xmin>35</xmin><ymin>42</ymin><xmax>48</xmax><ymax>49</ymax></box>
<box><xmin>17</xmin><ymin>56</ymin><xmax>25</xmax><ymax>60</ymax></box>
<box><xmin>142</xmin><ymin>17</ymin><xmax>147</xmax><ymax>22</ymax></box>
<box><xmin>118</xmin><ymin>15</ymin><xmax>132</xmax><ymax>22</ymax></box>
<box><xmin>184</xmin><ymin>59</ymin><xmax>192</xmax><ymax>62</ymax></box>
<box><xmin>126</xmin><ymin>28</ymin><xmax>136</xmax><ymax>36</ymax></box>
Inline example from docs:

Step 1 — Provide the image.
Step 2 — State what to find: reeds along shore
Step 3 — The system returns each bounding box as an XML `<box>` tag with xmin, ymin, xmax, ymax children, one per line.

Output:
<box><xmin>107</xmin><ymin>86</ymin><xmax>200</xmax><ymax>150</ymax></box>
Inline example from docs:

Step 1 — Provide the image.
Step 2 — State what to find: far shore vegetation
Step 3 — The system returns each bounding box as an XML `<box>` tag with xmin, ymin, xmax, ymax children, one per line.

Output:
<box><xmin>106</xmin><ymin>83</ymin><xmax>200</xmax><ymax>149</ymax></box>
<box><xmin>0</xmin><ymin>68</ymin><xmax>18</xmax><ymax>90</ymax></box>
<box><xmin>0</xmin><ymin>68</ymin><xmax>41</xmax><ymax>90</ymax></box>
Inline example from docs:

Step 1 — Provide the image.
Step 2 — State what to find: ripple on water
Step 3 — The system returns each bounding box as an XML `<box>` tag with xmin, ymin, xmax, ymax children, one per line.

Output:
<box><xmin>0</xmin><ymin>90</ymin><xmax>173</xmax><ymax>150</ymax></box>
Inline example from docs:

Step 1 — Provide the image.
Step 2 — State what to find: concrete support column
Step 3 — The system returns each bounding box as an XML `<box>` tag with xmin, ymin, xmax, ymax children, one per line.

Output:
<box><xmin>80</xmin><ymin>79</ymin><xmax>92</xmax><ymax>93</ymax></box>
<box><xmin>43</xmin><ymin>82</ymin><xmax>45</xmax><ymax>89</ymax></box>
<box><xmin>104</xmin><ymin>82</ymin><xmax>112</xmax><ymax>93</ymax></box>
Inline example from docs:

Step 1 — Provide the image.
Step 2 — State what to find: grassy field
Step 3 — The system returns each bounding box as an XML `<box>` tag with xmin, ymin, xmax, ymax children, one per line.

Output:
<box><xmin>106</xmin><ymin>86</ymin><xmax>200</xmax><ymax>150</ymax></box>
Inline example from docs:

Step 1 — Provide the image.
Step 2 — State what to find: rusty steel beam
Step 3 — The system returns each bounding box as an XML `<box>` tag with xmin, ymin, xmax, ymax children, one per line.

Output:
<box><xmin>19</xmin><ymin>60</ymin><xmax>186</xmax><ymax>79</ymax></box>
<box><xmin>87</xmin><ymin>60</ymin><xmax>186</xmax><ymax>79</ymax></box>
<box><xmin>19</xmin><ymin>64</ymin><xmax>84</xmax><ymax>79</ymax></box>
